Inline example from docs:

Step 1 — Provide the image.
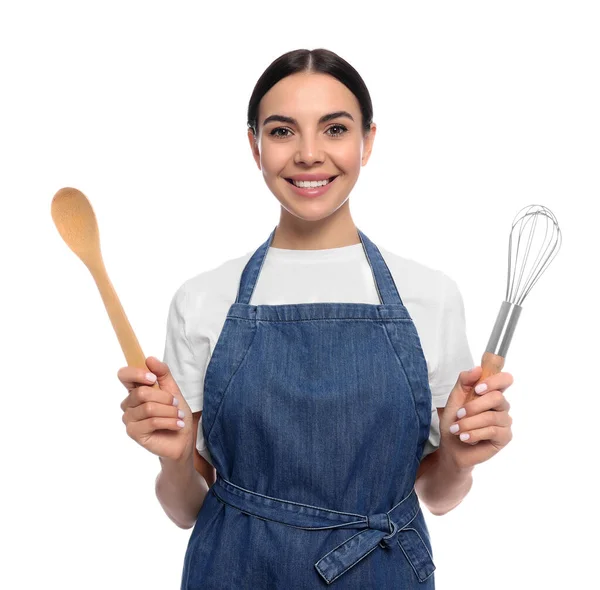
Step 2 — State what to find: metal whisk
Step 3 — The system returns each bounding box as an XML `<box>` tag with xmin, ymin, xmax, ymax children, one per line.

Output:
<box><xmin>465</xmin><ymin>204</ymin><xmax>562</xmax><ymax>402</ymax></box>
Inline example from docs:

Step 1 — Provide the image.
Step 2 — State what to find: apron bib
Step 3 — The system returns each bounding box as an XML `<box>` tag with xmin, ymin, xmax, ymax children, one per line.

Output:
<box><xmin>181</xmin><ymin>227</ymin><xmax>436</xmax><ymax>589</ymax></box>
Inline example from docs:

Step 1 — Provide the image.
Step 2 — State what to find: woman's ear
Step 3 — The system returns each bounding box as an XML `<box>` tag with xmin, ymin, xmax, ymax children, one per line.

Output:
<box><xmin>247</xmin><ymin>128</ymin><xmax>261</xmax><ymax>170</ymax></box>
<box><xmin>361</xmin><ymin>123</ymin><xmax>377</xmax><ymax>166</ymax></box>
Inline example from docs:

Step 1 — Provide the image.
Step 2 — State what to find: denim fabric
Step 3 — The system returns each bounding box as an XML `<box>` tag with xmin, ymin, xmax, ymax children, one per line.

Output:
<box><xmin>181</xmin><ymin>227</ymin><xmax>436</xmax><ymax>588</ymax></box>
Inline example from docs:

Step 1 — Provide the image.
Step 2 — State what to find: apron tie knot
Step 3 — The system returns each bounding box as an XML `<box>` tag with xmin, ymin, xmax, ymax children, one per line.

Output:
<box><xmin>366</xmin><ymin>513</ymin><xmax>399</xmax><ymax>549</ymax></box>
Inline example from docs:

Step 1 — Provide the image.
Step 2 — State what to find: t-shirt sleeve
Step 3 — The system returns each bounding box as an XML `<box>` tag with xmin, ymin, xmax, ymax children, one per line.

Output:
<box><xmin>421</xmin><ymin>274</ymin><xmax>475</xmax><ymax>459</ymax></box>
<box><xmin>429</xmin><ymin>274</ymin><xmax>475</xmax><ymax>407</ymax></box>
<box><xmin>161</xmin><ymin>285</ymin><xmax>210</xmax><ymax>414</ymax></box>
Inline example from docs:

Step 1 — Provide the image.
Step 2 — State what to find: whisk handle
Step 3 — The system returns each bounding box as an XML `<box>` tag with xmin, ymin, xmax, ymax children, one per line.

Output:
<box><xmin>465</xmin><ymin>351</ymin><xmax>505</xmax><ymax>403</ymax></box>
<box><xmin>463</xmin><ymin>300</ymin><xmax>522</xmax><ymax>403</ymax></box>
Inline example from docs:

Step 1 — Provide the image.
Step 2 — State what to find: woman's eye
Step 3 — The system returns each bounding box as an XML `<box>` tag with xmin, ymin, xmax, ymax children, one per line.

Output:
<box><xmin>326</xmin><ymin>124</ymin><xmax>348</xmax><ymax>137</ymax></box>
<box><xmin>270</xmin><ymin>127</ymin><xmax>291</xmax><ymax>138</ymax></box>
<box><xmin>268</xmin><ymin>124</ymin><xmax>348</xmax><ymax>139</ymax></box>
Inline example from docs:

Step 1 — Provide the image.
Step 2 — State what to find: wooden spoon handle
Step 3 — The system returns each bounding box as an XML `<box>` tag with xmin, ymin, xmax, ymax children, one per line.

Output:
<box><xmin>88</xmin><ymin>258</ymin><xmax>157</xmax><ymax>384</ymax></box>
<box><xmin>464</xmin><ymin>351</ymin><xmax>505</xmax><ymax>404</ymax></box>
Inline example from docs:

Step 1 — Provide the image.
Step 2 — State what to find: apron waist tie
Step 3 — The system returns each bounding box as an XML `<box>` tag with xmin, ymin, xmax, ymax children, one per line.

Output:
<box><xmin>212</xmin><ymin>474</ymin><xmax>435</xmax><ymax>585</ymax></box>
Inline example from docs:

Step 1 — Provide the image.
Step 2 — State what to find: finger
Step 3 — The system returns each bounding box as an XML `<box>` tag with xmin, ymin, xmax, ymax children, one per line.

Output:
<box><xmin>126</xmin><ymin>416</ymin><xmax>186</xmax><ymax>440</ymax></box>
<box><xmin>450</xmin><ymin>408</ymin><xmax>513</xmax><ymax>437</ymax></box>
<box><xmin>120</xmin><ymin>385</ymin><xmax>177</xmax><ymax>412</ymax></box>
<box><xmin>457</xmin><ymin>423</ymin><xmax>513</xmax><ymax>446</ymax></box>
<box><xmin>125</xmin><ymin>400</ymin><xmax>183</xmax><ymax>425</ymax></box>
<box><xmin>473</xmin><ymin>371</ymin><xmax>514</xmax><ymax>396</ymax></box>
<box><xmin>117</xmin><ymin>366</ymin><xmax>158</xmax><ymax>392</ymax></box>
<box><xmin>461</xmin><ymin>390</ymin><xmax>510</xmax><ymax>417</ymax></box>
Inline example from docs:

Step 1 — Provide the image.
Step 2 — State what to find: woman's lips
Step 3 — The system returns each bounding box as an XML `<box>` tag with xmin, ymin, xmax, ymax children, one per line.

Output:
<box><xmin>284</xmin><ymin>175</ymin><xmax>339</xmax><ymax>198</ymax></box>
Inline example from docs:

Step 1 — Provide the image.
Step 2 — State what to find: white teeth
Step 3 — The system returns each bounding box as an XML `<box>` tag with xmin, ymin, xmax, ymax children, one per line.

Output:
<box><xmin>292</xmin><ymin>178</ymin><xmax>331</xmax><ymax>188</ymax></box>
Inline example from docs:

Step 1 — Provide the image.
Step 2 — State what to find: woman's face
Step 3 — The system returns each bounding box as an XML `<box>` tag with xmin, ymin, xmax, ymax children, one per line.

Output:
<box><xmin>248</xmin><ymin>72</ymin><xmax>376</xmax><ymax>223</ymax></box>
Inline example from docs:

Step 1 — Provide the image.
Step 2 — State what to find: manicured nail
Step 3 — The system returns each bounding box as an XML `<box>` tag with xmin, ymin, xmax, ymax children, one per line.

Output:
<box><xmin>456</xmin><ymin>407</ymin><xmax>466</xmax><ymax>419</ymax></box>
<box><xmin>172</xmin><ymin>396</ymin><xmax>179</xmax><ymax>406</ymax></box>
<box><xmin>177</xmin><ymin>420</ymin><xmax>185</xmax><ymax>428</ymax></box>
<box><xmin>178</xmin><ymin>409</ymin><xmax>185</xmax><ymax>419</ymax></box>
<box><xmin>460</xmin><ymin>433</ymin><xmax>470</xmax><ymax>441</ymax></box>
<box><xmin>475</xmin><ymin>383</ymin><xmax>488</xmax><ymax>394</ymax></box>
<box><xmin>146</xmin><ymin>372</ymin><xmax>157</xmax><ymax>383</ymax></box>
<box><xmin>450</xmin><ymin>424</ymin><xmax>460</xmax><ymax>434</ymax></box>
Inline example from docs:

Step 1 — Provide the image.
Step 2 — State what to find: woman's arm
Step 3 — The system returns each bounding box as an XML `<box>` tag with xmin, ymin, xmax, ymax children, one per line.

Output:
<box><xmin>415</xmin><ymin>408</ymin><xmax>474</xmax><ymax>516</ymax></box>
<box><xmin>192</xmin><ymin>412</ymin><xmax>217</xmax><ymax>487</ymax></box>
<box><xmin>154</xmin><ymin>411</ymin><xmax>211</xmax><ymax>529</ymax></box>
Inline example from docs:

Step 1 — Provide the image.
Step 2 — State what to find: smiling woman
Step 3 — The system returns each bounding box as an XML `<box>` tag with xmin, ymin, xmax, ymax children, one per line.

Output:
<box><xmin>244</xmin><ymin>53</ymin><xmax>377</xmax><ymax>231</ymax></box>
<box><xmin>153</xmin><ymin>48</ymin><xmax>476</xmax><ymax>589</ymax></box>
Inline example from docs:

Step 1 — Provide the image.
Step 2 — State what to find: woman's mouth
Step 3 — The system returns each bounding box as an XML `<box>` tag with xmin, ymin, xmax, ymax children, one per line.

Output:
<box><xmin>284</xmin><ymin>175</ymin><xmax>339</xmax><ymax>198</ymax></box>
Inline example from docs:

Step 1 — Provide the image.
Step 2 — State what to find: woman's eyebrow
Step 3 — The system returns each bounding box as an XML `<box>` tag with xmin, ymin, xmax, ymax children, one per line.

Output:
<box><xmin>262</xmin><ymin>111</ymin><xmax>355</xmax><ymax>127</ymax></box>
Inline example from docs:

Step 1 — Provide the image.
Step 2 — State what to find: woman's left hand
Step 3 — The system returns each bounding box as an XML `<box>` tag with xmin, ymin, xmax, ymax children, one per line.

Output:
<box><xmin>438</xmin><ymin>366</ymin><xmax>514</xmax><ymax>470</ymax></box>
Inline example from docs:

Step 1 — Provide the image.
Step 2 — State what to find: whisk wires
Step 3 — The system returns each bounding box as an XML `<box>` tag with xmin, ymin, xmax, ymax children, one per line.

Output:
<box><xmin>507</xmin><ymin>205</ymin><xmax>562</xmax><ymax>306</ymax></box>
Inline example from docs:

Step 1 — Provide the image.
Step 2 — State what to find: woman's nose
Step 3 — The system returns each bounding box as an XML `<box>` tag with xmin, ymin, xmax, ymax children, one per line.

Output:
<box><xmin>294</xmin><ymin>136</ymin><xmax>325</xmax><ymax>165</ymax></box>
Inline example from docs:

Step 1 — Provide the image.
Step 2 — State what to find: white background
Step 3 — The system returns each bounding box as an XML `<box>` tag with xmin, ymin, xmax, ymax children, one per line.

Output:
<box><xmin>1</xmin><ymin>1</ymin><xmax>598</xmax><ymax>588</ymax></box>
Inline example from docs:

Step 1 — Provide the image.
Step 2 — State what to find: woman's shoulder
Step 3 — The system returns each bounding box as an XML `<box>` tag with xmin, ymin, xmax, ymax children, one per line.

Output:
<box><xmin>377</xmin><ymin>245</ymin><xmax>451</xmax><ymax>306</ymax></box>
<box><xmin>170</xmin><ymin>248</ymin><xmax>255</xmax><ymax>320</ymax></box>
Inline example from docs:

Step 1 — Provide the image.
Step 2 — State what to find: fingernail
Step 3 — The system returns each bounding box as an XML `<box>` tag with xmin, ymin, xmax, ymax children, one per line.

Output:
<box><xmin>450</xmin><ymin>423</ymin><xmax>460</xmax><ymax>434</ymax></box>
<box><xmin>178</xmin><ymin>409</ymin><xmax>185</xmax><ymax>419</ymax></box>
<box><xmin>460</xmin><ymin>433</ymin><xmax>470</xmax><ymax>441</ymax></box>
<box><xmin>475</xmin><ymin>383</ymin><xmax>488</xmax><ymax>394</ymax></box>
<box><xmin>456</xmin><ymin>407</ymin><xmax>466</xmax><ymax>419</ymax></box>
<box><xmin>172</xmin><ymin>396</ymin><xmax>179</xmax><ymax>406</ymax></box>
<box><xmin>146</xmin><ymin>372</ymin><xmax>157</xmax><ymax>383</ymax></box>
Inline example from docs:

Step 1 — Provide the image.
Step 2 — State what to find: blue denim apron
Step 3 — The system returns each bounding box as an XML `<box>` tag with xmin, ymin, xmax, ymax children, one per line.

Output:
<box><xmin>181</xmin><ymin>227</ymin><xmax>436</xmax><ymax>589</ymax></box>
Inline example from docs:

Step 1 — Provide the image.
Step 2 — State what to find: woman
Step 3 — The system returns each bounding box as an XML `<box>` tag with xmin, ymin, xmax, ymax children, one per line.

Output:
<box><xmin>118</xmin><ymin>48</ymin><xmax>514</xmax><ymax>589</ymax></box>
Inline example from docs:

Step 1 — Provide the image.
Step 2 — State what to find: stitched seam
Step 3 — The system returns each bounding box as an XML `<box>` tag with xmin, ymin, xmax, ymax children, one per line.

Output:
<box><xmin>403</xmin><ymin>527</ymin><xmax>434</xmax><ymax>562</ymax></box>
<box><xmin>315</xmin><ymin>529</ymin><xmax>376</xmax><ymax>584</ymax></box>
<box><xmin>226</xmin><ymin>316</ymin><xmax>413</xmax><ymax>323</ymax></box>
<box><xmin>388</xmin><ymin>487</ymin><xmax>417</xmax><ymax>512</ymax></box>
<box><xmin>397</xmin><ymin>537</ymin><xmax>434</xmax><ymax>582</ymax></box>
<box><xmin>401</xmin><ymin>510</ymin><xmax>419</xmax><ymax>529</ymax></box>
<box><xmin>316</xmin><ymin>529</ymin><xmax>365</xmax><ymax>564</ymax></box>
<box><xmin>397</xmin><ymin>520</ymin><xmax>436</xmax><ymax>582</ymax></box>
<box><xmin>212</xmin><ymin>492</ymin><xmax>364</xmax><ymax>531</ymax></box>
<box><xmin>380</xmin><ymin>321</ymin><xmax>421</xmax><ymax>427</ymax></box>
<box><xmin>218</xmin><ymin>477</ymin><xmax>366</xmax><ymax>518</ymax></box>
<box><xmin>373</xmin><ymin>244</ymin><xmax>403</xmax><ymax>303</ymax></box>
<box><xmin>204</xmin><ymin>322</ymin><xmax>258</xmax><ymax>438</ymax></box>
<box><xmin>321</xmin><ymin>544</ymin><xmax>380</xmax><ymax>584</ymax></box>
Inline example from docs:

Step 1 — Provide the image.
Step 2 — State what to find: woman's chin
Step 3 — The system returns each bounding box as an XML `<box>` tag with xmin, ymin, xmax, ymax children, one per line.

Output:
<box><xmin>276</xmin><ymin>198</ymin><xmax>349</xmax><ymax>223</ymax></box>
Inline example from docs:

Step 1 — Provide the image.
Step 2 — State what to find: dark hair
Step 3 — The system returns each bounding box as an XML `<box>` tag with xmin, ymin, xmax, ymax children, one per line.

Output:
<box><xmin>247</xmin><ymin>48</ymin><xmax>373</xmax><ymax>138</ymax></box>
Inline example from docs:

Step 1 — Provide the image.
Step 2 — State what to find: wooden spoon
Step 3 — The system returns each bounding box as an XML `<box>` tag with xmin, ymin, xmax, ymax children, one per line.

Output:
<box><xmin>50</xmin><ymin>187</ymin><xmax>158</xmax><ymax>388</ymax></box>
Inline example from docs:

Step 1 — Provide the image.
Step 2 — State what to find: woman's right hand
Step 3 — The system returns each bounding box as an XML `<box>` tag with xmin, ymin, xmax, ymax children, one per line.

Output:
<box><xmin>118</xmin><ymin>356</ymin><xmax>195</xmax><ymax>462</ymax></box>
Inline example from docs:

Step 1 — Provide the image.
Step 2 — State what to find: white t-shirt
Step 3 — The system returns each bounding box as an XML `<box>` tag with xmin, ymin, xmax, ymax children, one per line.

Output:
<box><xmin>162</xmin><ymin>240</ymin><xmax>474</xmax><ymax>466</ymax></box>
